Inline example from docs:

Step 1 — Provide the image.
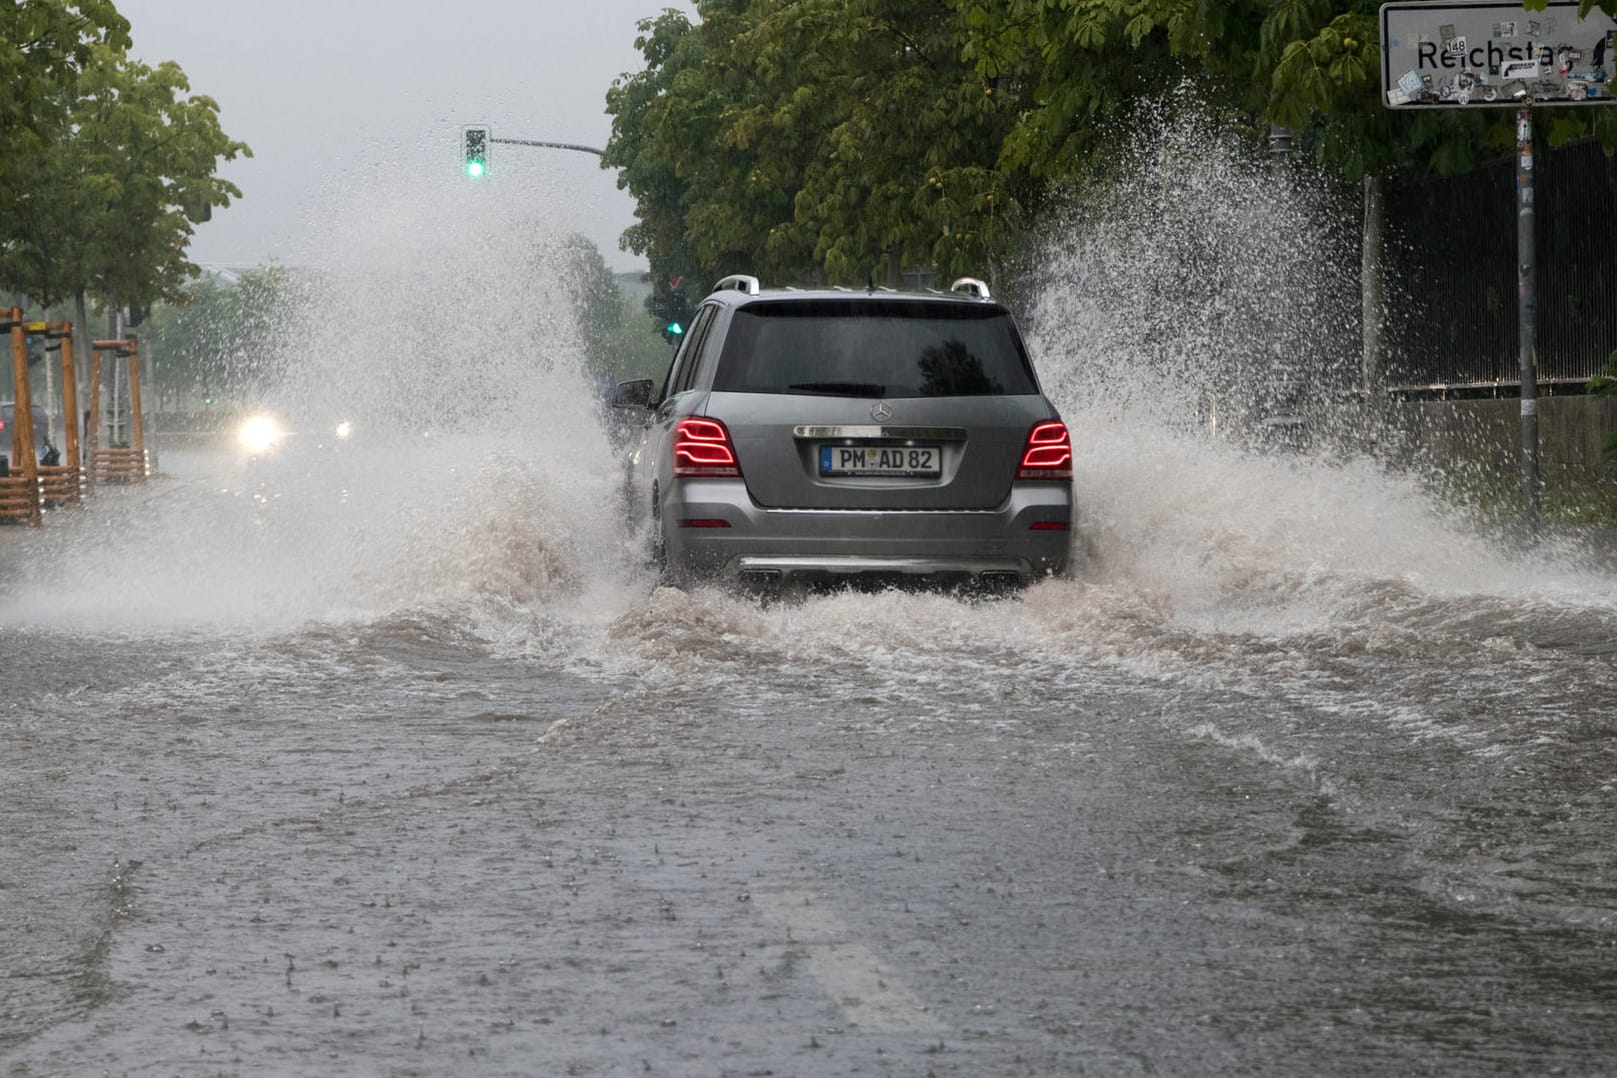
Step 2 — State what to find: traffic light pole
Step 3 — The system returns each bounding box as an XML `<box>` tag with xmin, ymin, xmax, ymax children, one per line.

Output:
<box><xmin>489</xmin><ymin>138</ymin><xmax>604</xmax><ymax>158</ymax></box>
<box><xmin>462</xmin><ymin>127</ymin><xmax>606</xmax><ymax>178</ymax></box>
<box><xmin>467</xmin><ymin>131</ymin><xmax>679</xmax><ymax>340</ymax></box>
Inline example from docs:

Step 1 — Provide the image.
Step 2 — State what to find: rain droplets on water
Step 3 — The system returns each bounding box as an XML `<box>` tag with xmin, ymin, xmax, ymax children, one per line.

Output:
<box><xmin>4</xmin><ymin>111</ymin><xmax>1617</xmax><ymax>1072</ymax></box>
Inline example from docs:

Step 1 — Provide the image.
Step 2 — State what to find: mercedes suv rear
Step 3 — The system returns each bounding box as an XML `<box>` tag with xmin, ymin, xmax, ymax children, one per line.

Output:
<box><xmin>613</xmin><ymin>275</ymin><xmax>1073</xmax><ymax>589</ymax></box>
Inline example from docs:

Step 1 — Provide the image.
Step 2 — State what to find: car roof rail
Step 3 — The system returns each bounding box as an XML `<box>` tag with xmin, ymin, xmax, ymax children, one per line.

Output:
<box><xmin>712</xmin><ymin>274</ymin><xmax>761</xmax><ymax>296</ymax></box>
<box><xmin>950</xmin><ymin>277</ymin><xmax>992</xmax><ymax>299</ymax></box>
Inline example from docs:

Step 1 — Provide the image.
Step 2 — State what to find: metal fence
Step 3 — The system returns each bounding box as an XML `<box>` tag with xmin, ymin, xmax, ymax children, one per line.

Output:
<box><xmin>1384</xmin><ymin>137</ymin><xmax>1617</xmax><ymax>390</ymax></box>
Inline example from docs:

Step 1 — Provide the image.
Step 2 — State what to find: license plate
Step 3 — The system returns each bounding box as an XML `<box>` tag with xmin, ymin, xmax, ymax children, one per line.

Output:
<box><xmin>819</xmin><ymin>444</ymin><xmax>940</xmax><ymax>477</ymax></box>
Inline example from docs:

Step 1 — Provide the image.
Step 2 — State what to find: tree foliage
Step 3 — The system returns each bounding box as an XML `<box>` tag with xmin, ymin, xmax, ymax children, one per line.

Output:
<box><xmin>605</xmin><ymin>0</ymin><xmax>1031</xmax><ymax>289</ymax></box>
<box><xmin>0</xmin><ymin>0</ymin><xmax>129</xmax><ymax>210</ymax></box>
<box><xmin>603</xmin><ymin>9</ymin><xmax>713</xmax><ymax>293</ymax></box>
<box><xmin>141</xmin><ymin>266</ymin><xmax>296</xmax><ymax>407</ymax></box>
<box><xmin>556</xmin><ymin>234</ymin><xmax>670</xmax><ymax>384</ymax></box>
<box><xmin>605</xmin><ymin>0</ymin><xmax>1617</xmax><ymax>285</ymax></box>
<box><xmin>0</xmin><ymin>1</ymin><xmax>248</xmax><ymax>312</ymax></box>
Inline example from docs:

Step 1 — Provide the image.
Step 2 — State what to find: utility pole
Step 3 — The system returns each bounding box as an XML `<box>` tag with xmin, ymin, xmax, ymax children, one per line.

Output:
<box><xmin>1516</xmin><ymin>108</ymin><xmax>1540</xmax><ymax>532</ymax></box>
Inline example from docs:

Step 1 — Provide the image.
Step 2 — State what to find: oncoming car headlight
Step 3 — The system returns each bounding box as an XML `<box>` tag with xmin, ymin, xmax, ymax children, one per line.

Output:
<box><xmin>239</xmin><ymin>414</ymin><xmax>283</xmax><ymax>455</ymax></box>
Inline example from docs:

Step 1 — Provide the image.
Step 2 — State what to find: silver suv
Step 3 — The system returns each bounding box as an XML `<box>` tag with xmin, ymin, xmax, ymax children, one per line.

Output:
<box><xmin>613</xmin><ymin>275</ymin><xmax>1073</xmax><ymax>589</ymax></box>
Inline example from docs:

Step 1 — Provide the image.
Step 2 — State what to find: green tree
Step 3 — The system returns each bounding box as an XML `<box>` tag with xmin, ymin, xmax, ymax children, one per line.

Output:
<box><xmin>556</xmin><ymin>234</ymin><xmax>669</xmax><ymax>384</ymax></box>
<box><xmin>603</xmin><ymin>8</ymin><xmax>717</xmax><ymax>293</ymax></box>
<box><xmin>0</xmin><ymin>45</ymin><xmax>250</xmax><ymax>312</ymax></box>
<box><xmin>948</xmin><ymin>0</ymin><xmax>1182</xmax><ymax>180</ymax></box>
<box><xmin>746</xmin><ymin>0</ymin><xmax>1030</xmax><ymax>282</ymax></box>
<box><xmin>0</xmin><ymin>0</ymin><xmax>130</xmax><ymax>226</ymax></box>
<box><xmin>950</xmin><ymin>0</ymin><xmax>1617</xmax><ymax>188</ymax></box>
<box><xmin>605</xmin><ymin>0</ymin><xmax>1617</xmax><ymax>310</ymax></box>
<box><xmin>142</xmin><ymin>266</ymin><xmax>297</xmax><ymax>412</ymax></box>
<box><xmin>604</xmin><ymin>0</ymin><xmax>1030</xmax><ymax>289</ymax></box>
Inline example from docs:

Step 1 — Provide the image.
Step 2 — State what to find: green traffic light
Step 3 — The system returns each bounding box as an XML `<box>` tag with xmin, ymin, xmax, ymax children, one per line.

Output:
<box><xmin>466</xmin><ymin>160</ymin><xmax>486</xmax><ymax>179</ymax></box>
<box><xmin>667</xmin><ymin>321</ymin><xmax>684</xmax><ymax>335</ymax></box>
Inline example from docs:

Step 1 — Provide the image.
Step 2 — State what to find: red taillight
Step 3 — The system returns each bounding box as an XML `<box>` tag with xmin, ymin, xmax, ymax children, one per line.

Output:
<box><xmin>1018</xmin><ymin>421</ymin><xmax>1072</xmax><ymax>480</ymax></box>
<box><xmin>1030</xmin><ymin>520</ymin><xmax>1070</xmax><ymax>531</ymax></box>
<box><xmin>678</xmin><ymin>518</ymin><xmax>732</xmax><ymax>529</ymax></box>
<box><xmin>672</xmin><ymin>417</ymin><xmax>740</xmax><ymax>478</ymax></box>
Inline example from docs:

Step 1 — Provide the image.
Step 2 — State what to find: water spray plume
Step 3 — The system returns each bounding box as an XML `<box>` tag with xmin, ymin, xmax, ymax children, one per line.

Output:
<box><xmin>1019</xmin><ymin>105</ymin><xmax>1617</xmax><ymax>619</ymax></box>
<box><xmin>1</xmin><ymin>111</ymin><xmax>1613</xmax><ymax>650</ymax></box>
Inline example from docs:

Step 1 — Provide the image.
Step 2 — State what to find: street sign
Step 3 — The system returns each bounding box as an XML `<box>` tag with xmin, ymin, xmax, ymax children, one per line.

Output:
<box><xmin>1379</xmin><ymin>2</ymin><xmax>1616</xmax><ymax>530</ymax></box>
<box><xmin>1381</xmin><ymin>1</ymin><xmax>1617</xmax><ymax>107</ymax></box>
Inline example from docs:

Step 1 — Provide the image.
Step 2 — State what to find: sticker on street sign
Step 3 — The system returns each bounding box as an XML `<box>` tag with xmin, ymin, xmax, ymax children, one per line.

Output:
<box><xmin>1381</xmin><ymin>1</ymin><xmax>1617</xmax><ymax>108</ymax></box>
<box><xmin>1499</xmin><ymin>58</ymin><xmax>1543</xmax><ymax>80</ymax></box>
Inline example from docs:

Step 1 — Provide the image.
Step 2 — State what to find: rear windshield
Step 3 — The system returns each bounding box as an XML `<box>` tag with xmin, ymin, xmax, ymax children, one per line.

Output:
<box><xmin>712</xmin><ymin>300</ymin><xmax>1039</xmax><ymax>398</ymax></box>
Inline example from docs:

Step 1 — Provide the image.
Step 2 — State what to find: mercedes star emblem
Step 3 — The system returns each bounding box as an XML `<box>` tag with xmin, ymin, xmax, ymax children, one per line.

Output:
<box><xmin>871</xmin><ymin>401</ymin><xmax>893</xmax><ymax>422</ymax></box>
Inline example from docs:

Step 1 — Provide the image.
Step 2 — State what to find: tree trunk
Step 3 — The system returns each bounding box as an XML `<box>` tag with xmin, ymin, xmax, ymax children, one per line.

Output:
<box><xmin>886</xmin><ymin>245</ymin><xmax>902</xmax><ymax>289</ymax></box>
<box><xmin>73</xmin><ymin>291</ymin><xmax>93</xmax><ymax>440</ymax></box>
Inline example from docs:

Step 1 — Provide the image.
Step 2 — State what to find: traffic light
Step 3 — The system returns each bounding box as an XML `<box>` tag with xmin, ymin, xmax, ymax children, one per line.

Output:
<box><xmin>463</xmin><ymin>125</ymin><xmax>489</xmax><ymax>179</ymax></box>
<box><xmin>651</xmin><ymin>287</ymin><xmax>692</xmax><ymax>344</ymax></box>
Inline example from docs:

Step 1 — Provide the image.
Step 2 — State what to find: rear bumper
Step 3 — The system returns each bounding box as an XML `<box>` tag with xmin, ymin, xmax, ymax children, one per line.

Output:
<box><xmin>664</xmin><ymin>479</ymin><xmax>1073</xmax><ymax>585</ymax></box>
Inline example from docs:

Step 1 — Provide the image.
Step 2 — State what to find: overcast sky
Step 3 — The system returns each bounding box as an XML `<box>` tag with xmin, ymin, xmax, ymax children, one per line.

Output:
<box><xmin>118</xmin><ymin>0</ymin><xmax>674</xmax><ymax>273</ymax></box>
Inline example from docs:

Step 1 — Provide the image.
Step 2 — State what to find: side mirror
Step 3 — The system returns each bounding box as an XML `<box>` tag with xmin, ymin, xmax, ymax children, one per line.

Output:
<box><xmin>609</xmin><ymin>378</ymin><xmax>655</xmax><ymax>410</ymax></box>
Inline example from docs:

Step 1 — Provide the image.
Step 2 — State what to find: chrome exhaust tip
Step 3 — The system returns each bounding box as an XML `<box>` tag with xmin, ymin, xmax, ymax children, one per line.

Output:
<box><xmin>738</xmin><ymin>568</ymin><xmax>783</xmax><ymax>588</ymax></box>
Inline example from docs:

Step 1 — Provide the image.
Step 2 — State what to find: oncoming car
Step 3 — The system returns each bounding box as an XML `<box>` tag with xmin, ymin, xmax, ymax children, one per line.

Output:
<box><xmin>613</xmin><ymin>275</ymin><xmax>1073</xmax><ymax>590</ymax></box>
<box><xmin>234</xmin><ymin>412</ymin><xmax>356</xmax><ymax>458</ymax></box>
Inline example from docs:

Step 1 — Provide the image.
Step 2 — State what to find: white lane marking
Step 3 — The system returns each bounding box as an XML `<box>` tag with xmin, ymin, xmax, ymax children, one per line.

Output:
<box><xmin>753</xmin><ymin>889</ymin><xmax>946</xmax><ymax>1034</ymax></box>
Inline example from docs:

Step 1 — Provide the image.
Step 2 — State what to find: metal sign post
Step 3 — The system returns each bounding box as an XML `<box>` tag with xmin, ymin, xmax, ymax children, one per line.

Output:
<box><xmin>1515</xmin><ymin>108</ymin><xmax>1540</xmax><ymax>526</ymax></box>
<box><xmin>1381</xmin><ymin>1</ymin><xmax>1617</xmax><ymax>532</ymax></box>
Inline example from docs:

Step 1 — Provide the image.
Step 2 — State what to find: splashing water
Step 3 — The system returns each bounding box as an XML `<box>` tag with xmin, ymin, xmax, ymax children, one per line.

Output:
<box><xmin>8</xmin><ymin>118</ymin><xmax>1617</xmax><ymax>1078</ymax></box>
<box><xmin>0</xmin><ymin>168</ymin><xmax>641</xmax><ymax>637</ymax></box>
<box><xmin>2</xmin><ymin>114</ymin><xmax>1613</xmax><ymax>661</ymax></box>
<box><xmin>1018</xmin><ymin>110</ymin><xmax>1617</xmax><ymax>631</ymax></box>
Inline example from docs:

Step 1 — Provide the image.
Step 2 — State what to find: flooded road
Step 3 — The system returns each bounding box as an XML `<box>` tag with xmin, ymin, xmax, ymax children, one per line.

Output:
<box><xmin>4</xmin><ymin>433</ymin><xmax>1617</xmax><ymax>1077</ymax></box>
<box><xmin>5</xmin><ymin>150</ymin><xmax>1617</xmax><ymax>1074</ymax></box>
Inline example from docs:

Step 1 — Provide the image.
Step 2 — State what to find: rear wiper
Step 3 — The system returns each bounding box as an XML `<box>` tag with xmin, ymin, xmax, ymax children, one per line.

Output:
<box><xmin>787</xmin><ymin>382</ymin><xmax>886</xmax><ymax>397</ymax></box>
